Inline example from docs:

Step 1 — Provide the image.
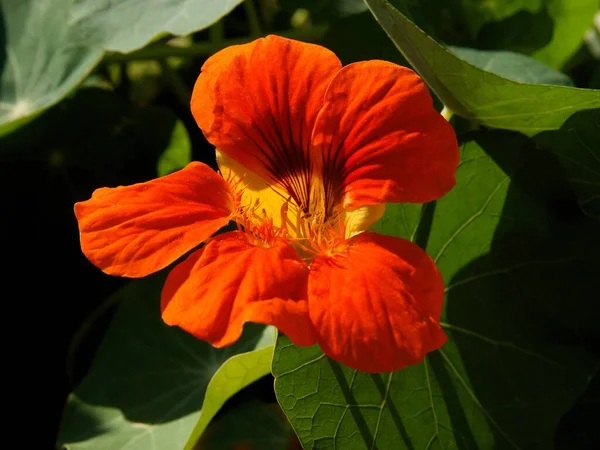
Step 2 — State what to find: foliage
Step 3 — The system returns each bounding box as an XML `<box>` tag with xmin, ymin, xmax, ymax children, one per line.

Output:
<box><xmin>2</xmin><ymin>0</ymin><xmax>597</xmax><ymax>448</ymax></box>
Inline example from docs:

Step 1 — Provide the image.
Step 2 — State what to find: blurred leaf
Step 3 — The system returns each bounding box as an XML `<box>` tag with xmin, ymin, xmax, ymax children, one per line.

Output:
<box><xmin>532</xmin><ymin>0</ymin><xmax>598</xmax><ymax>69</ymax></box>
<box><xmin>199</xmin><ymin>402</ymin><xmax>291</xmax><ymax>450</ymax></box>
<box><xmin>279</xmin><ymin>0</ymin><xmax>367</xmax><ymax>24</ymax></box>
<box><xmin>363</xmin><ymin>0</ymin><xmax>600</xmax><ymax>135</ymax></box>
<box><xmin>322</xmin><ymin>11</ymin><xmax>407</xmax><ymax>65</ymax></box>
<box><xmin>157</xmin><ymin>119</ymin><xmax>192</xmax><ymax>177</ymax></box>
<box><xmin>58</xmin><ymin>274</ymin><xmax>275</xmax><ymax>450</ymax></box>
<box><xmin>0</xmin><ymin>0</ymin><xmax>103</xmax><ymax>135</ymax></box>
<box><xmin>449</xmin><ymin>0</ymin><xmax>542</xmax><ymax>39</ymax></box>
<box><xmin>273</xmin><ymin>130</ymin><xmax>599</xmax><ymax>449</ymax></box>
<box><xmin>0</xmin><ymin>0</ymin><xmax>242</xmax><ymax>135</ymax></box>
<box><xmin>449</xmin><ymin>46</ymin><xmax>574</xmax><ymax>86</ymax></box>
<box><xmin>476</xmin><ymin>9</ymin><xmax>554</xmax><ymax>54</ymax></box>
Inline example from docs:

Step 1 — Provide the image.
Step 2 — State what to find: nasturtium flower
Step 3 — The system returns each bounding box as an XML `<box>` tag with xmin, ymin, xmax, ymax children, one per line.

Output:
<box><xmin>75</xmin><ymin>36</ymin><xmax>459</xmax><ymax>373</ymax></box>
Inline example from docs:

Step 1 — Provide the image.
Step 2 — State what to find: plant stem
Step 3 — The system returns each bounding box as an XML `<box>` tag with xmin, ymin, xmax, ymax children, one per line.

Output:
<box><xmin>209</xmin><ymin>19</ymin><xmax>225</xmax><ymax>45</ymax></box>
<box><xmin>244</xmin><ymin>0</ymin><xmax>263</xmax><ymax>38</ymax></box>
<box><xmin>160</xmin><ymin>60</ymin><xmax>192</xmax><ymax>107</ymax></box>
<box><xmin>440</xmin><ymin>105</ymin><xmax>454</xmax><ymax>121</ymax></box>
<box><xmin>103</xmin><ymin>25</ymin><xmax>328</xmax><ymax>63</ymax></box>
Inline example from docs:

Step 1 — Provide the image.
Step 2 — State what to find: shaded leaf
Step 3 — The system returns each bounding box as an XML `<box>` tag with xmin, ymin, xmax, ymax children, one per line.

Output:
<box><xmin>58</xmin><ymin>274</ymin><xmax>275</xmax><ymax>450</ymax></box>
<box><xmin>363</xmin><ymin>0</ymin><xmax>600</xmax><ymax>135</ymax></box>
<box><xmin>199</xmin><ymin>402</ymin><xmax>291</xmax><ymax>450</ymax></box>
<box><xmin>535</xmin><ymin>108</ymin><xmax>600</xmax><ymax>219</ymax></box>
<box><xmin>273</xmin><ymin>130</ymin><xmax>599</xmax><ymax>449</ymax></box>
<box><xmin>476</xmin><ymin>8</ymin><xmax>554</xmax><ymax>54</ymax></box>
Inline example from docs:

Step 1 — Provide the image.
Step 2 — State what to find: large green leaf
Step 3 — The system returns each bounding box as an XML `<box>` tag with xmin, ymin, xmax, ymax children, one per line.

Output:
<box><xmin>273</xmin><ymin>130</ymin><xmax>599</xmax><ymax>449</ymax></box>
<box><xmin>0</xmin><ymin>0</ymin><xmax>243</xmax><ymax>134</ymax></box>
<box><xmin>70</xmin><ymin>0</ymin><xmax>244</xmax><ymax>53</ymax></box>
<box><xmin>363</xmin><ymin>0</ymin><xmax>600</xmax><ymax>135</ymax></box>
<box><xmin>58</xmin><ymin>274</ymin><xmax>275</xmax><ymax>450</ymax></box>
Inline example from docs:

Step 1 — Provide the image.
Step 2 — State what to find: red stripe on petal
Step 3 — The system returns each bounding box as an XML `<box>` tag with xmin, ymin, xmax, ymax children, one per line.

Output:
<box><xmin>161</xmin><ymin>231</ymin><xmax>316</xmax><ymax>347</ymax></box>
<box><xmin>311</xmin><ymin>61</ymin><xmax>459</xmax><ymax>208</ymax></box>
<box><xmin>191</xmin><ymin>35</ymin><xmax>342</xmax><ymax>213</ymax></box>
<box><xmin>74</xmin><ymin>162</ymin><xmax>233</xmax><ymax>278</ymax></box>
<box><xmin>308</xmin><ymin>232</ymin><xmax>447</xmax><ymax>373</ymax></box>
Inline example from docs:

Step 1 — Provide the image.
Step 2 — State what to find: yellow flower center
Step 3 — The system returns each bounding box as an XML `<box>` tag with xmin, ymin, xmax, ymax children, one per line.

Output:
<box><xmin>217</xmin><ymin>150</ymin><xmax>384</xmax><ymax>260</ymax></box>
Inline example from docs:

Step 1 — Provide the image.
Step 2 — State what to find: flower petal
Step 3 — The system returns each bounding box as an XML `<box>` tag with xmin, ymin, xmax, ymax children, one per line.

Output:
<box><xmin>311</xmin><ymin>61</ymin><xmax>459</xmax><ymax>208</ymax></box>
<box><xmin>308</xmin><ymin>232</ymin><xmax>447</xmax><ymax>373</ymax></box>
<box><xmin>341</xmin><ymin>203</ymin><xmax>386</xmax><ymax>239</ymax></box>
<box><xmin>192</xmin><ymin>35</ymin><xmax>342</xmax><ymax>207</ymax></box>
<box><xmin>75</xmin><ymin>162</ymin><xmax>234</xmax><ymax>278</ymax></box>
<box><xmin>161</xmin><ymin>231</ymin><xmax>316</xmax><ymax>347</ymax></box>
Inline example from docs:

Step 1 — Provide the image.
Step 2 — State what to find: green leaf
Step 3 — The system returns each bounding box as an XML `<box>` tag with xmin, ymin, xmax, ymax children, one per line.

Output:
<box><xmin>449</xmin><ymin>0</ymin><xmax>543</xmax><ymax>39</ymax></box>
<box><xmin>0</xmin><ymin>0</ymin><xmax>103</xmax><ymax>136</ymax></box>
<box><xmin>183</xmin><ymin>341</ymin><xmax>275</xmax><ymax>450</ymax></box>
<box><xmin>363</xmin><ymin>0</ymin><xmax>600</xmax><ymax>135</ymax></box>
<box><xmin>448</xmin><ymin>46</ymin><xmax>574</xmax><ymax>86</ymax></box>
<box><xmin>535</xmin><ymin>108</ymin><xmax>600</xmax><ymax>219</ymax></box>
<box><xmin>0</xmin><ymin>0</ymin><xmax>243</xmax><ymax>134</ymax></box>
<box><xmin>273</xmin><ymin>130</ymin><xmax>599</xmax><ymax>449</ymax></box>
<box><xmin>58</xmin><ymin>274</ymin><xmax>275</xmax><ymax>450</ymax></box>
<box><xmin>71</xmin><ymin>0</ymin><xmax>244</xmax><ymax>53</ymax></box>
<box><xmin>531</xmin><ymin>0</ymin><xmax>598</xmax><ymax>69</ymax></box>
<box><xmin>156</xmin><ymin>116</ymin><xmax>192</xmax><ymax>177</ymax></box>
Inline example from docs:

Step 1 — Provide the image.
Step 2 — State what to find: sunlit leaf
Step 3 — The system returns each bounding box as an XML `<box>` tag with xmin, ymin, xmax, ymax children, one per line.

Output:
<box><xmin>183</xmin><ymin>345</ymin><xmax>275</xmax><ymax>450</ymax></box>
<box><xmin>531</xmin><ymin>0</ymin><xmax>598</xmax><ymax>69</ymax></box>
<box><xmin>363</xmin><ymin>0</ymin><xmax>600</xmax><ymax>135</ymax></box>
<box><xmin>58</xmin><ymin>274</ymin><xmax>275</xmax><ymax>450</ymax></box>
<box><xmin>273</xmin><ymin>130</ymin><xmax>599</xmax><ymax>450</ymax></box>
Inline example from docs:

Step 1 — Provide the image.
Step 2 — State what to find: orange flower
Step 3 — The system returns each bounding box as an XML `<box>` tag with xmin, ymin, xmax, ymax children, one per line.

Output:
<box><xmin>74</xmin><ymin>36</ymin><xmax>459</xmax><ymax>373</ymax></box>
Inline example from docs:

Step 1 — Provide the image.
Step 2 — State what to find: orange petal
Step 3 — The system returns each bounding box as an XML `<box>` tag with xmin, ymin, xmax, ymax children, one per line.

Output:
<box><xmin>308</xmin><ymin>232</ymin><xmax>447</xmax><ymax>373</ymax></box>
<box><xmin>74</xmin><ymin>162</ymin><xmax>234</xmax><ymax>278</ymax></box>
<box><xmin>191</xmin><ymin>35</ymin><xmax>342</xmax><ymax>206</ymax></box>
<box><xmin>161</xmin><ymin>231</ymin><xmax>316</xmax><ymax>347</ymax></box>
<box><xmin>311</xmin><ymin>61</ymin><xmax>459</xmax><ymax>208</ymax></box>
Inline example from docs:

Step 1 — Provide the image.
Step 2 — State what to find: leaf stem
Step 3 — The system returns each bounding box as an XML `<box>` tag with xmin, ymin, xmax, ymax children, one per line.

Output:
<box><xmin>103</xmin><ymin>26</ymin><xmax>328</xmax><ymax>62</ymax></box>
<box><xmin>441</xmin><ymin>105</ymin><xmax>454</xmax><ymax>121</ymax></box>
<box><xmin>209</xmin><ymin>19</ymin><xmax>225</xmax><ymax>45</ymax></box>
